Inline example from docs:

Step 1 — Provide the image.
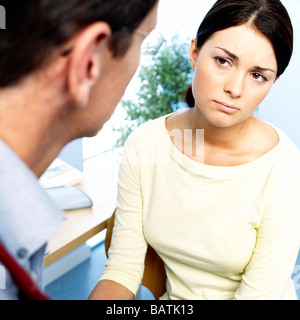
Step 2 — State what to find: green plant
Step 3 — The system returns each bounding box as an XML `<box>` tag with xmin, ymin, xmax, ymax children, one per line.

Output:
<box><xmin>115</xmin><ymin>36</ymin><xmax>193</xmax><ymax>146</ymax></box>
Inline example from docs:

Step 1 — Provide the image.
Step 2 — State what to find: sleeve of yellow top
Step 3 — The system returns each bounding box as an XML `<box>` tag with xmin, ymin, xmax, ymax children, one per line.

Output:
<box><xmin>100</xmin><ymin>134</ymin><xmax>148</xmax><ymax>296</ymax></box>
<box><xmin>234</xmin><ymin>159</ymin><xmax>300</xmax><ymax>300</ymax></box>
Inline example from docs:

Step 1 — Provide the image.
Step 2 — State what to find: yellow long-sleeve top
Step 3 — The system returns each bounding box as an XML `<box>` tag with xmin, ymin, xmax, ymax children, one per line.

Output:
<box><xmin>101</xmin><ymin>113</ymin><xmax>300</xmax><ymax>300</ymax></box>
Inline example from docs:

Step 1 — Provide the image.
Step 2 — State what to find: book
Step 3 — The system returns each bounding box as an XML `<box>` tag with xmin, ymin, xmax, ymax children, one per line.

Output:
<box><xmin>39</xmin><ymin>158</ymin><xmax>84</xmax><ymax>188</ymax></box>
<box><xmin>45</xmin><ymin>186</ymin><xmax>93</xmax><ymax>211</ymax></box>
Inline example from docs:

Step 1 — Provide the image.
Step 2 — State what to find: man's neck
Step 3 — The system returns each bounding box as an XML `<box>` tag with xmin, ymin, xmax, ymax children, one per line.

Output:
<box><xmin>0</xmin><ymin>77</ymin><xmax>72</xmax><ymax>177</ymax></box>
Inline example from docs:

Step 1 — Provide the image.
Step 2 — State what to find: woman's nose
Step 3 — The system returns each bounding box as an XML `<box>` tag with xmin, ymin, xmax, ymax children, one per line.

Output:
<box><xmin>224</xmin><ymin>72</ymin><xmax>245</xmax><ymax>98</ymax></box>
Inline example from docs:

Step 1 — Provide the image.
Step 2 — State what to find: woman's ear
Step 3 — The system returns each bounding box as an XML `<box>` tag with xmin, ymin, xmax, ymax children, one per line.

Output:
<box><xmin>66</xmin><ymin>22</ymin><xmax>112</xmax><ymax>107</ymax></box>
<box><xmin>189</xmin><ymin>38</ymin><xmax>199</xmax><ymax>70</ymax></box>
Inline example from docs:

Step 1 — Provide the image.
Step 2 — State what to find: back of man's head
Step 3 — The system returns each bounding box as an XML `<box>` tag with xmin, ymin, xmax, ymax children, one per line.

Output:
<box><xmin>0</xmin><ymin>0</ymin><xmax>157</xmax><ymax>88</ymax></box>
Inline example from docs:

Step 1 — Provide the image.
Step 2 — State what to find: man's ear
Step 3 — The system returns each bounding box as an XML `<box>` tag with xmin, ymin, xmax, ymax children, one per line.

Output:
<box><xmin>189</xmin><ymin>38</ymin><xmax>199</xmax><ymax>70</ymax></box>
<box><xmin>67</xmin><ymin>22</ymin><xmax>112</xmax><ymax>107</ymax></box>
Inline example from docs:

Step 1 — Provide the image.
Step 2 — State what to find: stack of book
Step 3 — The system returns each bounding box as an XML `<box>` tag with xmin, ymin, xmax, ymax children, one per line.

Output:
<box><xmin>39</xmin><ymin>159</ymin><xmax>93</xmax><ymax>211</ymax></box>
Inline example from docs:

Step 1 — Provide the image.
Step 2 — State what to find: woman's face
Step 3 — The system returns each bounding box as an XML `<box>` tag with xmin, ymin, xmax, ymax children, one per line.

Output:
<box><xmin>190</xmin><ymin>23</ymin><xmax>278</xmax><ymax>128</ymax></box>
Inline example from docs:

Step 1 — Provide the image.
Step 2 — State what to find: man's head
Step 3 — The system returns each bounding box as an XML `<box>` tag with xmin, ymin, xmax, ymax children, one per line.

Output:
<box><xmin>0</xmin><ymin>0</ymin><xmax>158</xmax><ymax>87</ymax></box>
<box><xmin>0</xmin><ymin>0</ymin><xmax>159</xmax><ymax>176</ymax></box>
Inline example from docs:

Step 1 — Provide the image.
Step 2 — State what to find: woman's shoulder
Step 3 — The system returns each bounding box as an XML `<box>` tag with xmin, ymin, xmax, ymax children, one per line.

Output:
<box><xmin>249</xmin><ymin>117</ymin><xmax>279</xmax><ymax>156</ymax></box>
<box><xmin>274</xmin><ymin>126</ymin><xmax>300</xmax><ymax>164</ymax></box>
<box><xmin>123</xmin><ymin>113</ymin><xmax>175</xmax><ymax>155</ymax></box>
<box><xmin>258</xmin><ymin>117</ymin><xmax>299</xmax><ymax>155</ymax></box>
<box><xmin>262</xmin><ymin>121</ymin><xmax>300</xmax><ymax>178</ymax></box>
<box><xmin>250</xmin><ymin>117</ymin><xmax>300</xmax><ymax>161</ymax></box>
<box><xmin>126</xmin><ymin>112</ymin><xmax>174</xmax><ymax>142</ymax></box>
<box><xmin>247</xmin><ymin>119</ymin><xmax>300</xmax><ymax>189</ymax></box>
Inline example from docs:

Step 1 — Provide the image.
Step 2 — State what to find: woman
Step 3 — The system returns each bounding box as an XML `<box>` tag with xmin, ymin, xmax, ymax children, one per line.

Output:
<box><xmin>90</xmin><ymin>0</ymin><xmax>300</xmax><ymax>300</ymax></box>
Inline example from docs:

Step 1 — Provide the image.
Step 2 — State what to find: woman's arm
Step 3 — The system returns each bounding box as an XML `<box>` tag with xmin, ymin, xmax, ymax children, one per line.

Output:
<box><xmin>88</xmin><ymin>280</ymin><xmax>134</xmax><ymax>300</ymax></box>
<box><xmin>88</xmin><ymin>131</ymin><xmax>147</xmax><ymax>299</ymax></box>
<box><xmin>234</xmin><ymin>158</ymin><xmax>300</xmax><ymax>299</ymax></box>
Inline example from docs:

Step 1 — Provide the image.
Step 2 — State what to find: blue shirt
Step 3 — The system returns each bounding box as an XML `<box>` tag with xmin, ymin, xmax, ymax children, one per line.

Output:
<box><xmin>0</xmin><ymin>140</ymin><xmax>64</xmax><ymax>300</ymax></box>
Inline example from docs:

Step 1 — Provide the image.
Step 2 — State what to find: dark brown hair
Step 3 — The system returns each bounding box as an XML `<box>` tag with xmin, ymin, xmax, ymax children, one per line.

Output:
<box><xmin>0</xmin><ymin>0</ymin><xmax>157</xmax><ymax>87</ymax></box>
<box><xmin>185</xmin><ymin>0</ymin><xmax>293</xmax><ymax>108</ymax></box>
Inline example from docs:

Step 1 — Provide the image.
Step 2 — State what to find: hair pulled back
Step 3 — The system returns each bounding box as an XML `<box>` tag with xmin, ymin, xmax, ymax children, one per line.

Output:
<box><xmin>185</xmin><ymin>0</ymin><xmax>293</xmax><ymax>108</ymax></box>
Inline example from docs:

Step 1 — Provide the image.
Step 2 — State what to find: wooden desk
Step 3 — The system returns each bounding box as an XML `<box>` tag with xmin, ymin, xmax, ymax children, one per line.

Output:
<box><xmin>44</xmin><ymin>151</ymin><xmax>119</xmax><ymax>267</ymax></box>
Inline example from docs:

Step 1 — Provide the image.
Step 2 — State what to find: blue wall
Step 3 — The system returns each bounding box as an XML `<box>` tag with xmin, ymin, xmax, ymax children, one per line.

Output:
<box><xmin>257</xmin><ymin>2</ymin><xmax>300</xmax><ymax>149</ymax></box>
<box><xmin>58</xmin><ymin>139</ymin><xmax>83</xmax><ymax>171</ymax></box>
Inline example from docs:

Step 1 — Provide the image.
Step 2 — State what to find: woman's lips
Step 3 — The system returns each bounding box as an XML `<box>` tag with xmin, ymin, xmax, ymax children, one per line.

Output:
<box><xmin>214</xmin><ymin>101</ymin><xmax>240</xmax><ymax>114</ymax></box>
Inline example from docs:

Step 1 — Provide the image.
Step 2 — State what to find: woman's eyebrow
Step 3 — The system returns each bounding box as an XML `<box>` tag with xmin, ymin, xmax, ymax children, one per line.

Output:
<box><xmin>253</xmin><ymin>65</ymin><xmax>276</xmax><ymax>74</ymax></box>
<box><xmin>215</xmin><ymin>46</ymin><xmax>276</xmax><ymax>73</ymax></box>
<box><xmin>215</xmin><ymin>46</ymin><xmax>239</xmax><ymax>61</ymax></box>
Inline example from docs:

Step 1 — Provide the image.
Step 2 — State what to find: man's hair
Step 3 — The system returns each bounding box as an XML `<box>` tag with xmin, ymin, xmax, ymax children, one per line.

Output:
<box><xmin>0</xmin><ymin>0</ymin><xmax>157</xmax><ymax>87</ymax></box>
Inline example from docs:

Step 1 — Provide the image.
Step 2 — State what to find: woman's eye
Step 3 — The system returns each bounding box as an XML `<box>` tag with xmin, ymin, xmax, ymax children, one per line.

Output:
<box><xmin>216</xmin><ymin>57</ymin><xmax>230</xmax><ymax>67</ymax></box>
<box><xmin>251</xmin><ymin>72</ymin><xmax>267</xmax><ymax>82</ymax></box>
